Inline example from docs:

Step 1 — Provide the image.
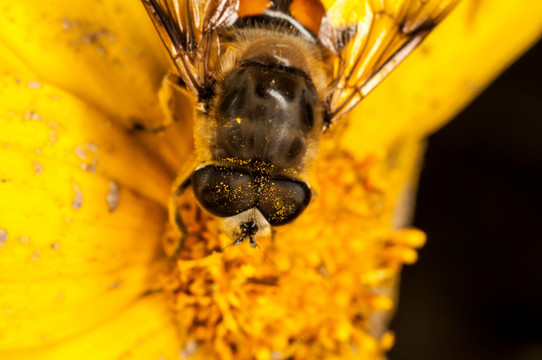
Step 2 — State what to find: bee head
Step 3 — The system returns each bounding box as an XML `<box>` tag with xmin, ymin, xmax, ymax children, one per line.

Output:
<box><xmin>191</xmin><ymin>164</ymin><xmax>311</xmax><ymax>241</ymax></box>
<box><xmin>234</xmin><ymin>221</ymin><xmax>259</xmax><ymax>248</ymax></box>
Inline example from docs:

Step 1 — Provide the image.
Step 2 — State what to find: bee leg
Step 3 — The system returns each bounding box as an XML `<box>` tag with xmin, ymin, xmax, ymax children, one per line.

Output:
<box><xmin>167</xmin><ymin>173</ymin><xmax>192</xmax><ymax>262</ymax></box>
<box><xmin>132</xmin><ymin>73</ymin><xmax>191</xmax><ymax>133</ymax></box>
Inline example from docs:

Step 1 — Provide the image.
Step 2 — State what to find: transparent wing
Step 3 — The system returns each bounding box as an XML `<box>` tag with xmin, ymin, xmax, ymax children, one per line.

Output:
<box><xmin>141</xmin><ymin>0</ymin><xmax>239</xmax><ymax>97</ymax></box>
<box><xmin>322</xmin><ymin>0</ymin><xmax>460</xmax><ymax>126</ymax></box>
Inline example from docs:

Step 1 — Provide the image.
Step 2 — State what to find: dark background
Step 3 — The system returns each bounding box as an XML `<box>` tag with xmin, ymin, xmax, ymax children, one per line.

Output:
<box><xmin>390</xmin><ymin>39</ymin><xmax>542</xmax><ymax>360</ymax></box>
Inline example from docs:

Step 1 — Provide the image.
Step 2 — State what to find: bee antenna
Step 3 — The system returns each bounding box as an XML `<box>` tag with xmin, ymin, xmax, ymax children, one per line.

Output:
<box><xmin>219</xmin><ymin>221</ymin><xmax>261</xmax><ymax>252</ymax></box>
<box><xmin>218</xmin><ymin>230</ymin><xmax>278</xmax><ymax>269</ymax></box>
<box><xmin>219</xmin><ymin>233</ymin><xmax>246</xmax><ymax>253</ymax></box>
<box><xmin>254</xmin><ymin>239</ymin><xmax>279</xmax><ymax>269</ymax></box>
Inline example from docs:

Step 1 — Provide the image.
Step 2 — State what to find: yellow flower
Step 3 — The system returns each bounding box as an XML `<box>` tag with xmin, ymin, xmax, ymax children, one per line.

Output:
<box><xmin>0</xmin><ymin>1</ymin><xmax>540</xmax><ymax>359</ymax></box>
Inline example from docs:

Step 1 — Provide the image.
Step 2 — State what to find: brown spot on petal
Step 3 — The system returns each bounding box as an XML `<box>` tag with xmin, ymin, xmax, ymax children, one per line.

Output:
<box><xmin>33</xmin><ymin>161</ymin><xmax>43</xmax><ymax>176</ymax></box>
<box><xmin>109</xmin><ymin>281</ymin><xmax>122</xmax><ymax>290</ymax></box>
<box><xmin>72</xmin><ymin>182</ymin><xmax>83</xmax><ymax>210</ymax></box>
<box><xmin>106</xmin><ymin>181</ymin><xmax>120</xmax><ymax>212</ymax></box>
<box><xmin>74</xmin><ymin>146</ymin><xmax>86</xmax><ymax>160</ymax></box>
<box><xmin>86</xmin><ymin>143</ymin><xmax>98</xmax><ymax>152</ymax></box>
<box><xmin>80</xmin><ymin>158</ymin><xmax>97</xmax><ymax>173</ymax></box>
<box><xmin>180</xmin><ymin>341</ymin><xmax>198</xmax><ymax>360</ymax></box>
<box><xmin>31</xmin><ymin>250</ymin><xmax>40</xmax><ymax>261</ymax></box>
<box><xmin>27</xmin><ymin>81</ymin><xmax>42</xmax><ymax>89</ymax></box>
<box><xmin>62</xmin><ymin>17</ymin><xmax>78</xmax><ymax>31</ymax></box>
<box><xmin>0</xmin><ymin>229</ymin><xmax>7</xmax><ymax>246</ymax></box>
<box><xmin>24</xmin><ymin>110</ymin><xmax>44</xmax><ymax>121</ymax></box>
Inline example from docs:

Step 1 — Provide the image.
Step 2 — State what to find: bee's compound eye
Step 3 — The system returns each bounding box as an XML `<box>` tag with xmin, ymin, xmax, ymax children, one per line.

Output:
<box><xmin>191</xmin><ymin>165</ymin><xmax>258</xmax><ymax>218</ymax></box>
<box><xmin>257</xmin><ymin>179</ymin><xmax>311</xmax><ymax>226</ymax></box>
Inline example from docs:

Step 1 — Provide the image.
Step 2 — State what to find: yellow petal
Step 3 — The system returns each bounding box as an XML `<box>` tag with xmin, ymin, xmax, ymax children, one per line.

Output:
<box><xmin>1</xmin><ymin>0</ymin><xmax>540</xmax><ymax>359</ymax></box>
<box><xmin>0</xmin><ymin>0</ymin><xmax>170</xmax><ymax>128</ymax></box>
<box><xmin>340</xmin><ymin>0</ymin><xmax>542</xmax><ymax>158</ymax></box>
<box><xmin>0</xmin><ymin>295</ymin><xmax>180</xmax><ymax>360</ymax></box>
<box><xmin>0</xmin><ymin>15</ymin><xmax>191</xmax><ymax>176</ymax></box>
<box><xmin>0</xmin><ymin>74</ymin><xmax>171</xmax><ymax>350</ymax></box>
<box><xmin>0</xmin><ymin>73</ymin><xmax>172</xmax><ymax>204</ymax></box>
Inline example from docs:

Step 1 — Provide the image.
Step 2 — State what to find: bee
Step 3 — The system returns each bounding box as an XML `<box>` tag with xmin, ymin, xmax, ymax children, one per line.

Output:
<box><xmin>141</xmin><ymin>0</ymin><xmax>458</xmax><ymax>249</ymax></box>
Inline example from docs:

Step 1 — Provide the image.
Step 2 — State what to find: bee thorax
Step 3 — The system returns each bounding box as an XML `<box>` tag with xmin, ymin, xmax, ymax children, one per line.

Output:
<box><xmin>211</xmin><ymin>49</ymin><xmax>322</xmax><ymax>171</ymax></box>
